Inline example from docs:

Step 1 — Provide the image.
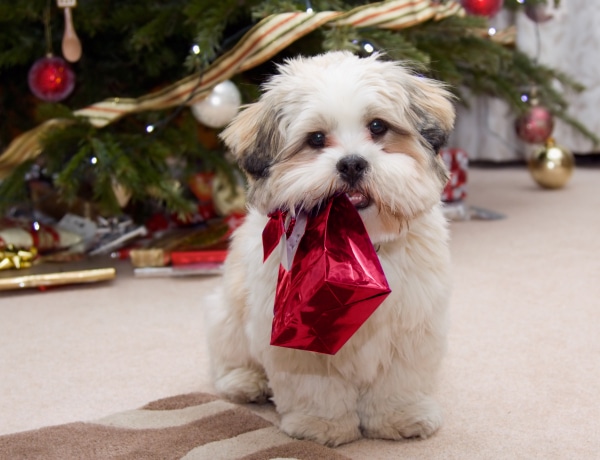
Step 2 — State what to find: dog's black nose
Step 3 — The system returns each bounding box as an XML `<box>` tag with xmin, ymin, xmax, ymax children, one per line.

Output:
<box><xmin>336</xmin><ymin>155</ymin><xmax>368</xmax><ymax>185</ymax></box>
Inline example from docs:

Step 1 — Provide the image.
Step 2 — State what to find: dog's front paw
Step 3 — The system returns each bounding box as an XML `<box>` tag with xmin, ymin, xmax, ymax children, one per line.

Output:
<box><xmin>215</xmin><ymin>367</ymin><xmax>272</xmax><ymax>404</ymax></box>
<box><xmin>280</xmin><ymin>411</ymin><xmax>361</xmax><ymax>447</ymax></box>
<box><xmin>361</xmin><ymin>398</ymin><xmax>442</xmax><ymax>441</ymax></box>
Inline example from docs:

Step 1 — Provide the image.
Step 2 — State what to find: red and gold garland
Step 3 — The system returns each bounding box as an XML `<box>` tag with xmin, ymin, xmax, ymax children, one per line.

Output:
<box><xmin>0</xmin><ymin>0</ymin><xmax>512</xmax><ymax>178</ymax></box>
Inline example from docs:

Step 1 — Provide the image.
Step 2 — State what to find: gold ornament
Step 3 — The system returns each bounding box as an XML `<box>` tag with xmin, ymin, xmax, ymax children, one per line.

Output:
<box><xmin>528</xmin><ymin>138</ymin><xmax>574</xmax><ymax>189</ymax></box>
<box><xmin>111</xmin><ymin>178</ymin><xmax>132</xmax><ymax>208</ymax></box>
<box><xmin>212</xmin><ymin>171</ymin><xmax>246</xmax><ymax>216</ymax></box>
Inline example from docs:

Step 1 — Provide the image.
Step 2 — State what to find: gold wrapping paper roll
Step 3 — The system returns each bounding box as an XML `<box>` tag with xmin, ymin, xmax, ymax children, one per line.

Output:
<box><xmin>0</xmin><ymin>267</ymin><xmax>115</xmax><ymax>291</ymax></box>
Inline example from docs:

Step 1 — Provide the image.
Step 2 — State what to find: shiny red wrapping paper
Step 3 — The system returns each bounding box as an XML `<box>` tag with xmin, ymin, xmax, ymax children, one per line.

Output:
<box><xmin>263</xmin><ymin>194</ymin><xmax>391</xmax><ymax>355</ymax></box>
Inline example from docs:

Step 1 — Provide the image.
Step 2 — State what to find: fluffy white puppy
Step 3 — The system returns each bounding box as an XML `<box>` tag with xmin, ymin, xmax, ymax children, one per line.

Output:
<box><xmin>206</xmin><ymin>51</ymin><xmax>455</xmax><ymax>447</ymax></box>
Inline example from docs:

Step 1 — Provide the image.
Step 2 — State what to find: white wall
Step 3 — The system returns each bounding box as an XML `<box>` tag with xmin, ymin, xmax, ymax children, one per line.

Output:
<box><xmin>451</xmin><ymin>1</ymin><xmax>600</xmax><ymax>160</ymax></box>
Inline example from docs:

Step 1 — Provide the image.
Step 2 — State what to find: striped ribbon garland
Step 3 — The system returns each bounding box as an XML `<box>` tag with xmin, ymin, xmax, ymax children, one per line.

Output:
<box><xmin>0</xmin><ymin>0</ymin><xmax>512</xmax><ymax>178</ymax></box>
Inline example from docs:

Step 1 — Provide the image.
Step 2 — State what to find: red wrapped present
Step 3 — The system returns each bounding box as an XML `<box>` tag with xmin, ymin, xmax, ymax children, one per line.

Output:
<box><xmin>263</xmin><ymin>194</ymin><xmax>391</xmax><ymax>355</ymax></box>
<box><xmin>170</xmin><ymin>246</ymin><xmax>228</xmax><ymax>266</ymax></box>
<box><xmin>441</xmin><ymin>148</ymin><xmax>468</xmax><ymax>202</ymax></box>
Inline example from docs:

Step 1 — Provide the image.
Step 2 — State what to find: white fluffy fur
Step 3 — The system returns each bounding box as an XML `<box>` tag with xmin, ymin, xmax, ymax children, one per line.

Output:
<box><xmin>205</xmin><ymin>51</ymin><xmax>455</xmax><ymax>447</ymax></box>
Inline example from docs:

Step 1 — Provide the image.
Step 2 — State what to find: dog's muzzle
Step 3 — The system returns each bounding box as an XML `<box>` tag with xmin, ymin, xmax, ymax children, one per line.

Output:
<box><xmin>337</xmin><ymin>155</ymin><xmax>371</xmax><ymax>209</ymax></box>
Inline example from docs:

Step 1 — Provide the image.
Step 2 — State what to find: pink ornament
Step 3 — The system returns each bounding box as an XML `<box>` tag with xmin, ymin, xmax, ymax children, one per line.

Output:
<box><xmin>28</xmin><ymin>56</ymin><xmax>75</xmax><ymax>102</ymax></box>
<box><xmin>515</xmin><ymin>105</ymin><xmax>555</xmax><ymax>144</ymax></box>
<box><xmin>524</xmin><ymin>4</ymin><xmax>553</xmax><ymax>23</ymax></box>
<box><xmin>460</xmin><ymin>0</ymin><xmax>504</xmax><ymax>17</ymax></box>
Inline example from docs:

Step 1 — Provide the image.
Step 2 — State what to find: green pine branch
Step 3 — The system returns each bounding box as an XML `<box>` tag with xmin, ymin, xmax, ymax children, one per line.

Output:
<box><xmin>0</xmin><ymin>0</ymin><xmax>595</xmax><ymax>217</ymax></box>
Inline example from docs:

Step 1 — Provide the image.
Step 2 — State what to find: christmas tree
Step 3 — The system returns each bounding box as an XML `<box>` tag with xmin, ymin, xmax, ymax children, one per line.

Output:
<box><xmin>0</xmin><ymin>0</ymin><xmax>595</xmax><ymax>219</ymax></box>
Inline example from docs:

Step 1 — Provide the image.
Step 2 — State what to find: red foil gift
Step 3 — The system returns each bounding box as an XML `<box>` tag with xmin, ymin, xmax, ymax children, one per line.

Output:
<box><xmin>263</xmin><ymin>194</ymin><xmax>391</xmax><ymax>355</ymax></box>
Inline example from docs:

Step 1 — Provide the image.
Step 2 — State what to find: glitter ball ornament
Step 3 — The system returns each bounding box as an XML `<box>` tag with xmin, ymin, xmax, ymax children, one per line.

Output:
<box><xmin>460</xmin><ymin>0</ymin><xmax>504</xmax><ymax>17</ymax></box>
<box><xmin>528</xmin><ymin>138</ymin><xmax>574</xmax><ymax>189</ymax></box>
<box><xmin>28</xmin><ymin>55</ymin><xmax>76</xmax><ymax>102</ymax></box>
<box><xmin>190</xmin><ymin>80</ymin><xmax>241</xmax><ymax>129</ymax></box>
<box><xmin>515</xmin><ymin>105</ymin><xmax>554</xmax><ymax>144</ymax></box>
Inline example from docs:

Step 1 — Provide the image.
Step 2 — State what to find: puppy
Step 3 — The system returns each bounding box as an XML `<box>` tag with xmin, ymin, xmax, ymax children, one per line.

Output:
<box><xmin>206</xmin><ymin>51</ymin><xmax>455</xmax><ymax>447</ymax></box>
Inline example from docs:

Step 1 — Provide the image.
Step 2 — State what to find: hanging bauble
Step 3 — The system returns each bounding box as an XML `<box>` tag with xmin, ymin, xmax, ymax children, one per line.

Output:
<box><xmin>460</xmin><ymin>0</ymin><xmax>504</xmax><ymax>17</ymax></box>
<box><xmin>111</xmin><ymin>179</ymin><xmax>132</xmax><ymax>209</ymax></box>
<box><xmin>524</xmin><ymin>4</ymin><xmax>553</xmax><ymax>23</ymax></box>
<box><xmin>28</xmin><ymin>55</ymin><xmax>75</xmax><ymax>102</ymax></box>
<box><xmin>528</xmin><ymin>138</ymin><xmax>574</xmax><ymax>189</ymax></box>
<box><xmin>190</xmin><ymin>80</ymin><xmax>241</xmax><ymax>129</ymax></box>
<box><xmin>515</xmin><ymin>105</ymin><xmax>554</xmax><ymax>144</ymax></box>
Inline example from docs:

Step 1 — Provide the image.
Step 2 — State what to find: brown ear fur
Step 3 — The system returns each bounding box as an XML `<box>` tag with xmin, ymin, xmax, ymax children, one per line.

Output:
<box><xmin>404</xmin><ymin>72</ymin><xmax>456</xmax><ymax>154</ymax></box>
<box><xmin>388</xmin><ymin>69</ymin><xmax>454</xmax><ymax>188</ymax></box>
<box><xmin>219</xmin><ymin>101</ymin><xmax>283</xmax><ymax>180</ymax></box>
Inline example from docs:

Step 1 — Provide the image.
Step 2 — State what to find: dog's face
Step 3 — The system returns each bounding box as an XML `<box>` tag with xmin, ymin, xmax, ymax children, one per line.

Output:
<box><xmin>220</xmin><ymin>51</ymin><xmax>455</xmax><ymax>243</ymax></box>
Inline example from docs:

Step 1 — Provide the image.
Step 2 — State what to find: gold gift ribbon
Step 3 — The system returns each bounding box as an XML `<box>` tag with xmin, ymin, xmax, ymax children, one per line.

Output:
<box><xmin>0</xmin><ymin>246</ymin><xmax>38</xmax><ymax>270</ymax></box>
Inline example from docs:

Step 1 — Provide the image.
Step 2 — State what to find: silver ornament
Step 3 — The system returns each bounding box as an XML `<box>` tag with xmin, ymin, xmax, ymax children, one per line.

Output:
<box><xmin>191</xmin><ymin>80</ymin><xmax>241</xmax><ymax>128</ymax></box>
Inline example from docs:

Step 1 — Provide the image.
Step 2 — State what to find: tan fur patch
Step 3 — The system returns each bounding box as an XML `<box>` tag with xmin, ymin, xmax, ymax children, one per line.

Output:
<box><xmin>382</xmin><ymin>131</ymin><xmax>428</xmax><ymax>169</ymax></box>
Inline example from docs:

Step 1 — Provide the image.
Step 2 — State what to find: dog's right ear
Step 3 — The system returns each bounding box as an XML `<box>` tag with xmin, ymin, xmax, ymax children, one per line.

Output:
<box><xmin>219</xmin><ymin>100</ymin><xmax>282</xmax><ymax>180</ymax></box>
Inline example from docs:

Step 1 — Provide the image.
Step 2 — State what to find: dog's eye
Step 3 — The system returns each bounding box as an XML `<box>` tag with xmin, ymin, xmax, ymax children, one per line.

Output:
<box><xmin>369</xmin><ymin>119</ymin><xmax>388</xmax><ymax>137</ymax></box>
<box><xmin>307</xmin><ymin>132</ymin><xmax>326</xmax><ymax>148</ymax></box>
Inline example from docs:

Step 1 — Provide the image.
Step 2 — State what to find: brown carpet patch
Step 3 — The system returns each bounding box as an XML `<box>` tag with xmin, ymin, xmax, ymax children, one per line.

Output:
<box><xmin>239</xmin><ymin>441</ymin><xmax>352</xmax><ymax>460</ymax></box>
<box><xmin>142</xmin><ymin>392</ymin><xmax>220</xmax><ymax>410</ymax></box>
<box><xmin>0</xmin><ymin>393</ymin><xmax>350</xmax><ymax>460</ymax></box>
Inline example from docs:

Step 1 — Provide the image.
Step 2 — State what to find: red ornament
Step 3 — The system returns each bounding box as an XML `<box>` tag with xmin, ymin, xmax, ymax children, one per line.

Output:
<box><xmin>28</xmin><ymin>55</ymin><xmax>75</xmax><ymax>102</ymax></box>
<box><xmin>515</xmin><ymin>105</ymin><xmax>554</xmax><ymax>144</ymax></box>
<box><xmin>460</xmin><ymin>0</ymin><xmax>504</xmax><ymax>17</ymax></box>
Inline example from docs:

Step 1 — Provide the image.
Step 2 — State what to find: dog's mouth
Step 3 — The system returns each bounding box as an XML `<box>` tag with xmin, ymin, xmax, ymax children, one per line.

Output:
<box><xmin>345</xmin><ymin>190</ymin><xmax>371</xmax><ymax>209</ymax></box>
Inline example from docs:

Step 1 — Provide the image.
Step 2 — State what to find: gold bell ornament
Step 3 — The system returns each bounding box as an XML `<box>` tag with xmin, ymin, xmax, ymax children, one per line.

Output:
<box><xmin>528</xmin><ymin>138</ymin><xmax>574</xmax><ymax>189</ymax></box>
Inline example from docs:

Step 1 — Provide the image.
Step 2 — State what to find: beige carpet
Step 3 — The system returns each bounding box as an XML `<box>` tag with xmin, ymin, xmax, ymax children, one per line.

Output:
<box><xmin>1</xmin><ymin>166</ymin><xmax>599</xmax><ymax>459</ymax></box>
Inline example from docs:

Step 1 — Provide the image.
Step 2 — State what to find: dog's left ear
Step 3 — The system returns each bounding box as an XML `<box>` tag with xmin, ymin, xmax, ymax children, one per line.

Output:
<box><xmin>220</xmin><ymin>100</ymin><xmax>283</xmax><ymax>180</ymax></box>
<box><xmin>404</xmin><ymin>73</ymin><xmax>456</xmax><ymax>154</ymax></box>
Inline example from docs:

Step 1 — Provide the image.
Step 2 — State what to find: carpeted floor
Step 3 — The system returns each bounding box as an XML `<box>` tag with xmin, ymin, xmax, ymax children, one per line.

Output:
<box><xmin>1</xmin><ymin>166</ymin><xmax>599</xmax><ymax>459</ymax></box>
<box><xmin>0</xmin><ymin>393</ymin><xmax>350</xmax><ymax>459</ymax></box>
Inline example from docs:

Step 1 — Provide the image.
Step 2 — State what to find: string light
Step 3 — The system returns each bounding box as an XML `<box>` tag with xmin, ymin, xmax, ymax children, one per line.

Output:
<box><xmin>90</xmin><ymin>156</ymin><xmax>98</xmax><ymax>164</ymax></box>
<box><xmin>142</xmin><ymin>42</ymin><xmax>209</xmax><ymax>136</ymax></box>
<box><xmin>488</xmin><ymin>27</ymin><xmax>497</xmax><ymax>36</ymax></box>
